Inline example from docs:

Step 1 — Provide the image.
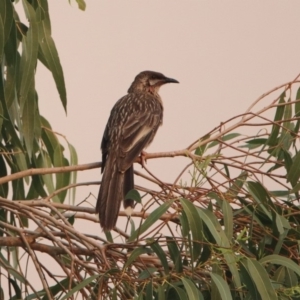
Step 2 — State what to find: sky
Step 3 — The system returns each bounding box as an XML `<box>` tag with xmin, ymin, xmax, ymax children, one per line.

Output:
<box><xmin>15</xmin><ymin>0</ymin><xmax>300</xmax><ymax>226</ymax></box>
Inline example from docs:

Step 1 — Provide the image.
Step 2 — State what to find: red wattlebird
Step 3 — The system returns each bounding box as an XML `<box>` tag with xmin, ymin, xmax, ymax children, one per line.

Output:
<box><xmin>96</xmin><ymin>71</ymin><xmax>179</xmax><ymax>231</ymax></box>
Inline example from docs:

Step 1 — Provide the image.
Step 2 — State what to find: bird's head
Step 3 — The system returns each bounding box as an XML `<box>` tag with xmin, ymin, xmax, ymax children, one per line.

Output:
<box><xmin>128</xmin><ymin>71</ymin><xmax>179</xmax><ymax>94</ymax></box>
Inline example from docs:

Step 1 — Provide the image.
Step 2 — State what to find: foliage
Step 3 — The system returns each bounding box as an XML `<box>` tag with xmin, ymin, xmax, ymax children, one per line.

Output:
<box><xmin>1</xmin><ymin>1</ymin><xmax>300</xmax><ymax>299</ymax></box>
<box><xmin>0</xmin><ymin>0</ymin><xmax>78</xmax><ymax>204</ymax></box>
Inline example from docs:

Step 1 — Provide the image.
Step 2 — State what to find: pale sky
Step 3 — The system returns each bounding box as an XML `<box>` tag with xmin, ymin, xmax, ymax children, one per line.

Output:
<box><xmin>18</xmin><ymin>1</ymin><xmax>300</xmax><ymax>226</ymax></box>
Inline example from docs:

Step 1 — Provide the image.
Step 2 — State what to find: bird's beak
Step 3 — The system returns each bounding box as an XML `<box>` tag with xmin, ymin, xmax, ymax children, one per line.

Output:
<box><xmin>164</xmin><ymin>77</ymin><xmax>179</xmax><ymax>84</ymax></box>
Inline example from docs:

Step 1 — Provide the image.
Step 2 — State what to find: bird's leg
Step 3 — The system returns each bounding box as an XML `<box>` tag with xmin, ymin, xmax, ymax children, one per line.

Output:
<box><xmin>140</xmin><ymin>150</ymin><xmax>148</xmax><ymax>168</ymax></box>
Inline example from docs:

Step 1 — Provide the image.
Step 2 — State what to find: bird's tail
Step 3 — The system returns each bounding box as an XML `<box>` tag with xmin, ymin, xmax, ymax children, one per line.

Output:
<box><xmin>96</xmin><ymin>157</ymin><xmax>124</xmax><ymax>231</ymax></box>
<box><xmin>123</xmin><ymin>165</ymin><xmax>134</xmax><ymax>210</ymax></box>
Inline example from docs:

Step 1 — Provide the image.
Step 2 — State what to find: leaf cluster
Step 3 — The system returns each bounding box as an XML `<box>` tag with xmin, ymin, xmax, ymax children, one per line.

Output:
<box><xmin>0</xmin><ymin>0</ymin><xmax>77</xmax><ymax>206</ymax></box>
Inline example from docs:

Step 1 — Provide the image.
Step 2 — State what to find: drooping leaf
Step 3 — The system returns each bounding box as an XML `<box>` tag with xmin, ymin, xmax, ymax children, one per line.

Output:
<box><xmin>53</xmin><ymin>145</ymin><xmax>70</xmax><ymax>203</ymax></box>
<box><xmin>40</xmin><ymin>115</ymin><xmax>60</xmax><ymax>162</ymax></box>
<box><xmin>123</xmin><ymin>247</ymin><xmax>152</xmax><ymax>270</ymax></box>
<box><xmin>287</xmin><ymin>151</ymin><xmax>300</xmax><ymax>187</ymax></box>
<box><xmin>166</xmin><ymin>236</ymin><xmax>183</xmax><ymax>273</ymax></box>
<box><xmin>181</xmin><ymin>277</ymin><xmax>203</xmax><ymax>300</ymax></box>
<box><xmin>68</xmin><ymin>142</ymin><xmax>77</xmax><ymax>203</ymax></box>
<box><xmin>21</xmin><ymin>80</ymin><xmax>35</xmax><ymax>158</ymax></box>
<box><xmin>267</xmin><ymin>92</ymin><xmax>285</xmax><ymax>146</ymax></box>
<box><xmin>125</xmin><ymin>189</ymin><xmax>141</xmax><ymax>203</ymax></box>
<box><xmin>242</xmin><ymin>257</ymin><xmax>277</xmax><ymax>299</ymax></box>
<box><xmin>60</xmin><ymin>275</ymin><xmax>99</xmax><ymax>300</ymax></box>
<box><xmin>19</xmin><ymin>1</ymin><xmax>39</xmax><ymax>113</ymax></box>
<box><xmin>38</xmin><ymin>0</ymin><xmax>67</xmax><ymax>112</ymax></box>
<box><xmin>210</xmin><ymin>273</ymin><xmax>232</xmax><ymax>300</ymax></box>
<box><xmin>247</xmin><ymin>181</ymin><xmax>273</xmax><ymax>219</ymax></box>
<box><xmin>260</xmin><ymin>255</ymin><xmax>300</xmax><ymax>278</ymax></box>
<box><xmin>149</xmin><ymin>241</ymin><xmax>169</xmax><ymax>274</ymax></box>
<box><xmin>180</xmin><ymin>198</ymin><xmax>203</xmax><ymax>261</ymax></box>
<box><xmin>222</xmin><ymin>199</ymin><xmax>233</xmax><ymax>240</ymax></box>
<box><xmin>196</xmin><ymin>208</ymin><xmax>242</xmax><ymax>294</ymax></box>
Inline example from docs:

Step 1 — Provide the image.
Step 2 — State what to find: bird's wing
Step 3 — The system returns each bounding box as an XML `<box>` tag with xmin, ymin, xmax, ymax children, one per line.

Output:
<box><xmin>118</xmin><ymin>111</ymin><xmax>161</xmax><ymax>171</ymax></box>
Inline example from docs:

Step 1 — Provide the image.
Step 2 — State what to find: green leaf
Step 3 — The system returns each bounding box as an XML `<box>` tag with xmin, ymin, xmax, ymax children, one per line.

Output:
<box><xmin>284</xmin><ymin>267</ymin><xmax>298</xmax><ymax>288</ymax></box>
<box><xmin>247</xmin><ymin>181</ymin><xmax>273</xmax><ymax>219</ymax></box>
<box><xmin>210</xmin><ymin>273</ymin><xmax>232</xmax><ymax>300</ymax></box>
<box><xmin>0</xmin><ymin>252</ymin><xmax>27</xmax><ymax>284</ymax></box>
<box><xmin>166</xmin><ymin>236</ymin><xmax>183</xmax><ymax>273</ymax></box>
<box><xmin>226</xmin><ymin>171</ymin><xmax>248</xmax><ymax>198</ymax></box>
<box><xmin>68</xmin><ymin>142</ymin><xmax>77</xmax><ymax>203</ymax></box>
<box><xmin>125</xmin><ymin>189</ymin><xmax>141</xmax><ymax>203</ymax></box>
<box><xmin>222</xmin><ymin>200</ymin><xmax>233</xmax><ymax>240</ymax></box>
<box><xmin>0</xmin><ymin>0</ymin><xmax>13</xmax><ymax>46</ymax></box>
<box><xmin>123</xmin><ymin>247</ymin><xmax>152</xmax><ymax>270</ymax></box>
<box><xmin>60</xmin><ymin>275</ymin><xmax>99</xmax><ymax>300</ymax></box>
<box><xmin>22</xmin><ymin>81</ymin><xmax>35</xmax><ymax>158</ymax></box>
<box><xmin>40</xmin><ymin>116</ymin><xmax>60</xmax><ymax>162</ymax></box>
<box><xmin>149</xmin><ymin>241</ymin><xmax>169</xmax><ymax>274</ymax></box>
<box><xmin>74</xmin><ymin>0</ymin><xmax>86</xmax><ymax>11</ymax></box>
<box><xmin>260</xmin><ymin>254</ymin><xmax>300</xmax><ymax>278</ymax></box>
<box><xmin>267</xmin><ymin>92</ymin><xmax>285</xmax><ymax>146</ymax></box>
<box><xmin>127</xmin><ymin>200</ymin><xmax>174</xmax><ymax>242</ymax></box>
<box><xmin>295</xmin><ymin>87</ymin><xmax>300</xmax><ymax>115</ymax></box>
<box><xmin>38</xmin><ymin>0</ymin><xmax>67</xmax><ymax>112</ymax></box>
<box><xmin>19</xmin><ymin>1</ymin><xmax>39</xmax><ymax>112</ymax></box>
<box><xmin>180</xmin><ymin>198</ymin><xmax>203</xmax><ymax>261</ymax></box>
<box><xmin>37</xmin><ymin>151</ymin><xmax>58</xmax><ymax>202</ymax></box>
<box><xmin>287</xmin><ymin>151</ymin><xmax>300</xmax><ymax>187</ymax></box>
<box><xmin>196</xmin><ymin>208</ymin><xmax>242</xmax><ymax>293</ymax></box>
<box><xmin>4</xmin><ymin>22</ymin><xmax>18</xmax><ymax>109</ymax></box>
<box><xmin>243</xmin><ymin>257</ymin><xmax>277</xmax><ymax>299</ymax></box>
<box><xmin>13</xmin><ymin>146</ymin><xmax>28</xmax><ymax>176</ymax></box>
<box><xmin>208</xmin><ymin>133</ymin><xmax>241</xmax><ymax>148</ymax></box>
<box><xmin>54</xmin><ymin>146</ymin><xmax>70</xmax><ymax>203</ymax></box>
<box><xmin>8</xmin><ymin>278</ymin><xmax>22</xmax><ymax>299</ymax></box>
<box><xmin>138</xmin><ymin>268</ymin><xmax>157</xmax><ymax>280</ymax></box>
<box><xmin>146</xmin><ymin>281</ymin><xmax>153</xmax><ymax>300</ymax></box>
<box><xmin>0</xmin><ymin>9</ymin><xmax>4</xmax><ymax>64</ymax></box>
<box><xmin>181</xmin><ymin>277</ymin><xmax>203</xmax><ymax>300</ymax></box>
<box><xmin>168</xmin><ymin>284</ymin><xmax>188</xmax><ymax>300</ymax></box>
<box><xmin>239</xmin><ymin>260</ymin><xmax>261</xmax><ymax>300</ymax></box>
<box><xmin>195</xmin><ymin>134</ymin><xmax>210</xmax><ymax>156</ymax></box>
<box><xmin>156</xmin><ymin>285</ymin><xmax>165</xmax><ymax>300</ymax></box>
<box><xmin>0</xmin><ymin>155</ymin><xmax>8</xmax><ymax>197</ymax></box>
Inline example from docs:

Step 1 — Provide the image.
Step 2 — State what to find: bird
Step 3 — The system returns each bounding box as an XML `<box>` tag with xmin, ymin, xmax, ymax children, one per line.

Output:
<box><xmin>96</xmin><ymin>70</ymin><xmax>179</xmax><ymax>231</ymax></box>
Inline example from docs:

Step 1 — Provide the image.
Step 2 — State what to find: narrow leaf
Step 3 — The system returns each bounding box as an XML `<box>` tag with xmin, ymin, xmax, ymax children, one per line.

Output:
<box><xmin>210</xmin><ymin>273</ymin><xmax>232</xmax><ymax>300</ymax></box>
<box><xmin>60</xmin><ymin>275</ymin><xmax>99</xmax><ymax>300</ymax></box>
<box><xmin>181</xmin><ymin>277</ymin><xmax>203</xmax><ymax>300</ymax></box>
<box><xmin>149</xmin><ymin>241</ymin><xmax>169</xmax><ymax>274</ymax></box>
<box><xmin>287</xmin><ymin>151</ymin><xmax>300</xmax><ymax>187</ymax></box>
<box><xmin>128</xmin><ymin>200</ymin><xmax>174</xmax><ymax>242</ymax></box>
<box><xmin>260</xmin><ymin>254</ymin><xmax>300</xmax><ymax>278</ymax></box>
<box><xmin>180</xmin><ymin>198</ymin><xmax>203</xmax><ymax>261</ymax></box>
<box><xmin>222</xmin><ymin>200</ymin><xmax>233</xmax><ymax>240</ymax></box>
<box><xmin>123</xmin><ymin>247</ymin><xmax>152</xmax><ymax>270</ymax></box>
<box><xmin>19</xmin><ymin>1</ymin><xmax>39</xmax><ymax>111</ymax></box>
<box><xmin>38</xmin><ymin>0</ymin><xmax>67</xmax><ymax>112</ymax></box>
<box><xmin>267</xmin><ymin>92</ymin><xmax>285</xmax><ymax>146</ymax></box>
<box><xmin>166</xmin><ymin>236</ymin><xmax>183</xmax><ymax>272</ymax></box>
<box><xmin>243</xmin><ymin>258</ymin><xmax>277</xmax><ymax>299</ymax></box>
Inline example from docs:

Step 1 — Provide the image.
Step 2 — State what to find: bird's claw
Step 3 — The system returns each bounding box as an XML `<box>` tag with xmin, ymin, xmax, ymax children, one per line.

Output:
<box><xmin>140</xmin><ymin>151</ymin><xmax>148</xmax><ymax>168</ymax></box>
